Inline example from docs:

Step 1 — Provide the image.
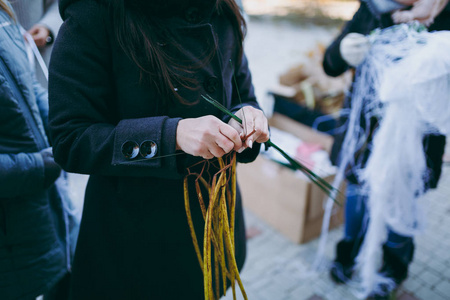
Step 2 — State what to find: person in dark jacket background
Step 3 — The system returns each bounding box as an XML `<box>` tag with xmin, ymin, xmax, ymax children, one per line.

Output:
<box><xmin>323</xmin><ymin>0</ymin><xmax>449</xmax><ymax>299</ymax></box>
<box><xmin>0</xmin><ymin>1</ymin><xmax>78</xmax><ymax>299</ymax></box>
<box><xmin>11</xmin><ymin>0</ymin><xmax>62</xmax><ymax>88</ymax></box>
<box><xmin>48</xmin><ymin>0</ymin><xmax>269</xmax><ymax>299</ymax></box>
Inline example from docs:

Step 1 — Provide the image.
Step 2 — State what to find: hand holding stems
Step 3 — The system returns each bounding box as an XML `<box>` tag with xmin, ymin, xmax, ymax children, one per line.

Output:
<box><xmin>176</xmin><ymin>109</ymin><xmax>269</xmax><ymax>160</ymax></box>
<box><xmin>228</xmin><ymin>105</ymin><xmax>270</xmax><ymax>150</ymax></box>
<box><xmin>176</xmin><ymin>116</ymin><xmax>242</xmax><ymax>160</ymax></box>
<box><xmin>202</xmin><ymin>94</ymin><xmax>342</xmax><ymax>204</ymax></box>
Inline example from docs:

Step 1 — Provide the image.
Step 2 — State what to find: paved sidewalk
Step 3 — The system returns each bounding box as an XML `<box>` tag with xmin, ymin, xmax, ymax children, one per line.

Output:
<box><xmin>223</xmin><ymin>164</ymin><xmax>450</xmax><ymax>300</ymax></box>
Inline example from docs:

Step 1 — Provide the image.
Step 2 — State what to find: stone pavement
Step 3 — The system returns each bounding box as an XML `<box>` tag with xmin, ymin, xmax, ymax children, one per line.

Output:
<box><xmin>223</xmin><ymin>164</ymin><xmax>450</xmax><ymax>300</ymax></box>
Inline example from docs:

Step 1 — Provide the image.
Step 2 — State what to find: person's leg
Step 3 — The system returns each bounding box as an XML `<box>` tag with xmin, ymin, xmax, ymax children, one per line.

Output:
<box><xmin>367</xmin><ymin>231</ymin><xmax>414</xmax><ymax>300</ymax></box>
<box><xmin>381</xmin><ymin>230</ymin><xmax>414</xmax><ymax>284</ymax></box>
<box><xmin>344</xmin><ymin>183</ymin><xmax>369</xmax><ymax>241</ymax></box>
<box><xmin>330</xmin><ymin>182</ymin><xmax>368</xmax><ymax>284</ymax></box>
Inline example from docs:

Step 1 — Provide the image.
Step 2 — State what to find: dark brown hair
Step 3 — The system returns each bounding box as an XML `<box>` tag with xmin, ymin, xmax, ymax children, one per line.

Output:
<box><xmin>110</xmin><ymin>0</ymin><xmax>246</xmax><ymax>105</ymax></box>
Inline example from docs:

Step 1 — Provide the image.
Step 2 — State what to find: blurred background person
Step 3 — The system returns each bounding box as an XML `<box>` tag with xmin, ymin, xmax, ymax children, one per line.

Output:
<box><xmin>0</xmin><ymin>1</ymin><xmax>77</xmax><ymax>299</ymax></box>
<box><xmin>323</xmin><ymin>0</ymin><xmax>449</xmax><ymax>299</ymax></box>
<box><xmin>11</xmin><ymin>0</ymin><xmax>62</xmax><ymax>88</ymax></box>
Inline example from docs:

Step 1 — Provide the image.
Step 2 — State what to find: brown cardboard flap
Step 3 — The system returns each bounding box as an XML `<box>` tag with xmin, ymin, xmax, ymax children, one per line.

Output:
<box><xmin>269</xmin><ymin>113</ymin><xmax>334</xmax><ymax>153</ymax></box>
<box><xmin>238</xmin><ymin>113</ymin><xmax>343</xmax><ymax>244</ymax></box>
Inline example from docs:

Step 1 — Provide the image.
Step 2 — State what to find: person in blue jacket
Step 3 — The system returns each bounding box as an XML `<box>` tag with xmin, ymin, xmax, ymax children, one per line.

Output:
<box><xmin>0</xmin><ymin>1</ymin><xmax>78</xmax><ymax>299</ymax></box>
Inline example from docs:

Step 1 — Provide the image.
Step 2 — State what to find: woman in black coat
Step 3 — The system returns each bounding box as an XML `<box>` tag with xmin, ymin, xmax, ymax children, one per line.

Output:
<box><xmin>323</xmin><ymin>1</ymin><xmax>449</xmax><ymax>299</ymax></box>
<box><xmin>48</xmin><ymin>0</ymin><xmax>269</xmax><ymax>299</ymax></box>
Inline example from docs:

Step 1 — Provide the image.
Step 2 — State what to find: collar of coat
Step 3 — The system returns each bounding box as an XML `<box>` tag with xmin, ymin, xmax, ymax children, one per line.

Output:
<box><xmin>59</xmin><ymin>0</ymin><xmax>219</xmax><ymax>21</ymax></box>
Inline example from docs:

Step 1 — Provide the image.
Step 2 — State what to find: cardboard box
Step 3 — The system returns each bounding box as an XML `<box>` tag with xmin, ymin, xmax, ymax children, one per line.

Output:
<box><xmin>238</xmin><ymin>113</ymin><xmax>344</xmax><ymax>244</ymax></box>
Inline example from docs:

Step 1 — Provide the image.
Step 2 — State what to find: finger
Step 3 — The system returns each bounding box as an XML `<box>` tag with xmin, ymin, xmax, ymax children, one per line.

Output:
<box><xmin>32</xmin><ymin>31</ymin><xmax>47</xmax><ymax>41</ymax></box>
<box><xmin>253</xmin><ymin>115</ymin><xmax>270</xmax><ymax>143</ymax></box>
<box><xmin>219</xmin><ymin>124</ymin><xmax>243</xmax><ymax>151</ymax></box>
<box><xmin>208</xmin><ymin>144</ymin><xmax>226</xmax><ymax>158</ymax></box>
<box><xmin>227</xmin><ymin>119</ymin><xmax>245</xmax><ymax>137</ymax></box>
<box><xmin>244</xmin><ymin>113</ymin><xmax>254</xmax><ymax>137</ymax></box>
<box><xmin>35</xmin><ymin>28</ymin><xmax>45</xmax><ymax>37</ymax></box>
<box><xmin>28</xmin><ymin>27</ymin><xmax>39</xmax><ymax>35</ymax></box>
<box><xmin>262</xmin><ymin>116</ymin><xmax>270</xmax><ymax>141</ymax></box>
<box><xmin>215</xmin><ymin>136</ymin><xmax>235</xmax><ymax>154</ymax></box>
<box><xmin>243</xmin><ymin>116</ymin><xmax>255</xmax><ymax>148</ymax></box>
<box><xmin>34</xmin><ymin>38</ymin><xmax>47</xmax><ymax>47</ymax></box>
<box><xmin>201</xmin><ymin>150</ymin><xmax>215</xmax><ymax>160</ymax></box>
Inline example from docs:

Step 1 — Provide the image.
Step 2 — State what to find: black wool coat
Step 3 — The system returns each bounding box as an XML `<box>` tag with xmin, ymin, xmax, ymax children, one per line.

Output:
<box><xmin>49</xmin><ymin>0</ymin><xmax>262</xmax><ymax>299</ymax></box>
<box><xmin>323</xmin><ymin>1</ymin><xmax>449</xmax><ymax>188</ymax></box>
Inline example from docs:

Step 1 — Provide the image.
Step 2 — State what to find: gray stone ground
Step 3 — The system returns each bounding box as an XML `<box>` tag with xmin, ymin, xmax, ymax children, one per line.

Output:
<box><xmin>67</xmin><ymin>16</ymin><xmax>450</xmax><ymax>300</ymax></box>
<box><xmin>224</xmin><ymin>164</ymin><xmax>450</xmax><ymax>300</ymax></box>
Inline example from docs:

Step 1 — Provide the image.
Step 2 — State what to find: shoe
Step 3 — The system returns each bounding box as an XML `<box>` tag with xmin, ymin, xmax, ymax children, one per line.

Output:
<box><xmin>365</xmin><ymin>279</ymin><xmax>398</xmax><ymax>300</ymax></box>
<box><xmin>330</xmin><ymin>261</ymin><xmax>354</xmax><ymax>284</ymax></box>
<box><xmin>366</xmin><ymin>244</ymin><xmax>414</xmax><ymax>299</ymax></box>
<box><xmin>329</xmin><ymin>239</ymin><xmax>361</xmax><ymax>284</ymax></box>
<box><xmin>366</xmin><ymin>287</ymin><xmax>395</xmax><ymax>300</ymax></box>
<box><xmin>379</xmin><ymin>243</ymin><xmax>413</xmax><ymax>286</ymax></box>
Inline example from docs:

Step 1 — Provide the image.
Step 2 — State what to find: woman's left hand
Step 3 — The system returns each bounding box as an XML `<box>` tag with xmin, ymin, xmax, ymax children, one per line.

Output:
<box><xmin>228</xmin><ymin>106</ymin><xmax>270</xmax><ymax>150</ymax></box>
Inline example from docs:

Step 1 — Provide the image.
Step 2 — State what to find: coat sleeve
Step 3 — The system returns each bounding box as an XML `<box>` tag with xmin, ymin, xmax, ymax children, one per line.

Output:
<box><xmin>41</xmin><ymin>0</ymin><xmax>63</xmax><ymax>38</ymax></box>
<box><xmin>323</xmin><ymin>4</ymin><xmax>369</xmax><ymax>77</ymax></box>
<box><xmin>0</xmin><ymin>152</ymin><xmax>45</xmax><ymax>199</ymax></box>
<box><xmin>48</xmin><ymin>2</ymin><xmax>182</xmax><ymax>178</ymax></box>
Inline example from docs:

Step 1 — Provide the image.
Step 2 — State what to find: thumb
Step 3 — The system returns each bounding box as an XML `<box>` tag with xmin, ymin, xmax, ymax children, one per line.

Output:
<box><xmin>28</xmin><ymin>27</ymin><xmax>40</xmax><ymax>36</ymax></box>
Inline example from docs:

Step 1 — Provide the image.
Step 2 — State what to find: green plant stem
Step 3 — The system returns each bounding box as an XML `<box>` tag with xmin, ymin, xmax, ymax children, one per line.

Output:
<box><xmin>202</xmin><ymin>94</ymin><xmax>342</xmax><ymax>204</ymax></box>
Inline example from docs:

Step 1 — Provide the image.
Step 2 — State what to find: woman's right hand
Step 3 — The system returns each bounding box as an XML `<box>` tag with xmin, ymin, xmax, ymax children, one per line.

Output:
<box><xmin>176</xmin><ymin>116</ymin><xmax>243</xmax><ymax>159</ymax></box>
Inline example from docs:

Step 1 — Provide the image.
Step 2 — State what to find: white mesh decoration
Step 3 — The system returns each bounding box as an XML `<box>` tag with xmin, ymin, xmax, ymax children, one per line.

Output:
<box><xmin>316</xmin><ymin>22</ymin><xmax>450</xmax><ymax>298</ymax></box>
<box><xmin>357</xmin><ymin>23</ymin><xmax>450</xmax><ymax>297</ymax></box>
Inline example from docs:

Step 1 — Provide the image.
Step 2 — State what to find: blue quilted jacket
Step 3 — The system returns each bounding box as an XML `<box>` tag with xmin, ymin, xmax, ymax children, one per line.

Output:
<box><xmin>0</xmin><ymin>7</ymin><xmax>76</xmax><ymax>300</ymax></box>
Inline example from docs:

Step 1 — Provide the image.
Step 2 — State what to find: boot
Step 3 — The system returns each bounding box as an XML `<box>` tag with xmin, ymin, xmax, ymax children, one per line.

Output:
<box><xmin>329</xmin><ymin>239</ymin><xmax>361</xmax><ymax>284</ymax></box>
<box><xmin>380</xmin><ymin>243</ymin><xmax>413</xmax><ymax>285</ymax></box>
<box><xmin>366</xmin><ymin>243</ymin><xmax>414</xmax><ymax>300</ymax></box>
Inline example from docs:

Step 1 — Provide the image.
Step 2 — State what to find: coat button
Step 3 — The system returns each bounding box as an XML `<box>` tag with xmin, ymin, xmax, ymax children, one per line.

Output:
<box><xmin>140</xmin><ymin>140</ymin><xmax>158</xmax><ymax>158</ymax></box>
<box><xmin>121</xmin><ymin>141</ymin><xmax>139</xmax><ymax>159</ymax></box>
<box><xmin>204</xmin><ymin>76</ymin><xmax>219</xmax><ymax>94</ymax></box>
<box><xmin>185</xmin><ymin>7</ymin><xmax>200</xmax><ymax>23</ymax></box>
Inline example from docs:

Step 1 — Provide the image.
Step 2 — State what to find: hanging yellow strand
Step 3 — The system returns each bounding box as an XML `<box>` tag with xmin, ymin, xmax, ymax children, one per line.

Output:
<box><xmin>184</xmin><ymin>153</ymin><xmax>248</xmax><ymax>300</ymax></box>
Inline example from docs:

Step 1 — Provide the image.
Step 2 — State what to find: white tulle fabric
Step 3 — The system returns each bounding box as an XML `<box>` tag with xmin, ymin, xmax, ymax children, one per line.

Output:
<box><xmin>316</xmin><ymin>22</ymin><xmax>450</xmax><ymax>298</ymax></box>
